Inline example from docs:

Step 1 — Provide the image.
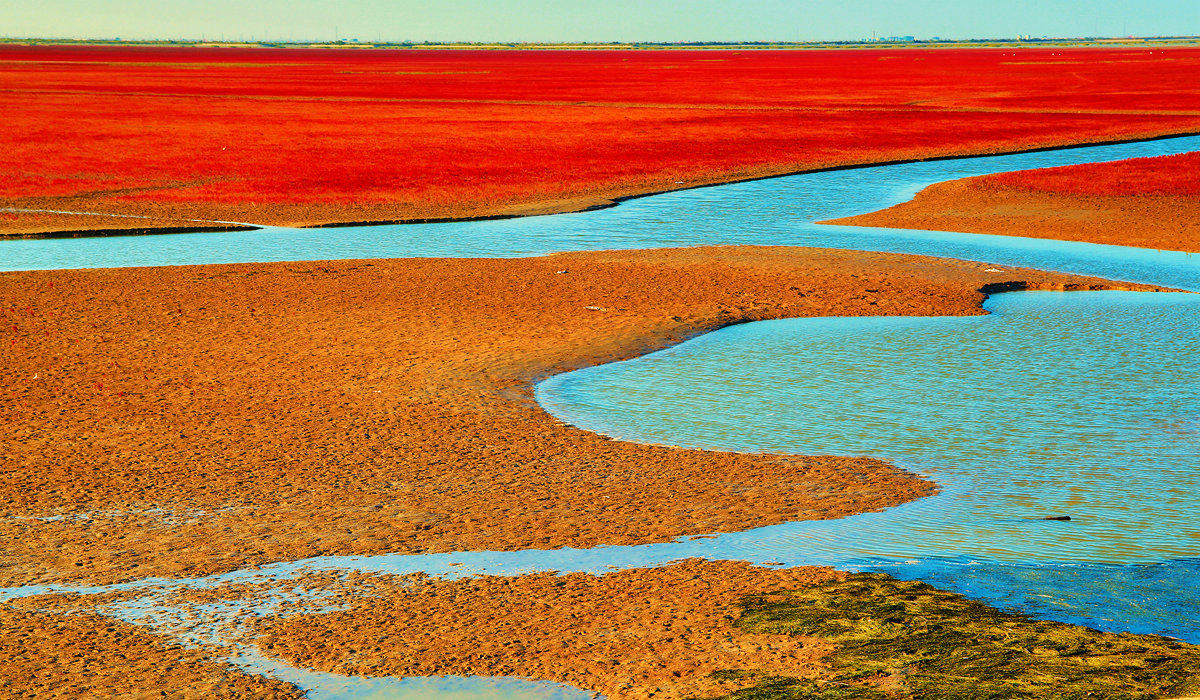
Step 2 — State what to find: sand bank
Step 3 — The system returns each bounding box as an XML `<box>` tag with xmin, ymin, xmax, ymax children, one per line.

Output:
<box><xmin>0</xmin><ymin>246</ymin><xmax>1180</xmax><ymax>697</ymax></box>
<box><xmin>256</xmin><ymin>560</ymin><xmax>1200</xmax><ymax>700</ymax></box>
<box><xmin>824</xmin><ymin>178</ymin><xmax>1200</xmax><ymax>253</ymax></box>
<box><xmin>0</xmin><ymin>246</ymin><xmax>1163</xmax><ymax>588</ymax></box>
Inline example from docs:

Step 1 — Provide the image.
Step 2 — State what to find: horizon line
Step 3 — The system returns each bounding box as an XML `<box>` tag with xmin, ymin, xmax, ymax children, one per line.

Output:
<box><xmin>3</xmin><ymin>35</ymin><xmax>1200</xmax><ymax>49</ymax></box>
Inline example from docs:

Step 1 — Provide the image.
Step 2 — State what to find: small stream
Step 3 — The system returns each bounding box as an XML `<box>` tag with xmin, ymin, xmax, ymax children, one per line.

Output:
<box><xmin>3</xmin><ymin>135</ymin><xmax>1199</xmax><ymax>697</ymax></box>
<box><xmin>4</xmin><ymin>135</ymin><xmax>1200</xmax><ymax>288</ymax></box>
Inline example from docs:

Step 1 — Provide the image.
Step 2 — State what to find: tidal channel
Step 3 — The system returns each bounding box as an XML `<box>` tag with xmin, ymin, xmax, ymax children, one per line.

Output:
<box><xmin>4</xmin><ymin>135</ymin><xmax>1199</xmax><ymax>698</ymax></box>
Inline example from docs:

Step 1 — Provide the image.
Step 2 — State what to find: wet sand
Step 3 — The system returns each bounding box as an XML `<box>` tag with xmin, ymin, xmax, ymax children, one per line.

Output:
<box><xmin>1</xmin><ymin>246</ymin><xmax>1171</xmax><ymax>697</ymax></box>
<box><xmin>825</xmin><ymin>178</ymin><xmax>1200</xmax><ymax>253</ymax></box>
<box><xmin>0</xmin><ymin>607</ymin><xmax>300</xmax><ymax>698</ymax></box>
<box><xmin>2</xmin><ymin>186</ymin><xmax>636</xmax><ymax>237</ymax></box>
<box><xmin>0</xmin><ymin>213</ymin><xmax>254</xmax><ymax>240</ymax></box>
<box><xmin>254</xmin><ymin>560</ymin><xmax>1200</xmax><ymax>700</ymax></box>
<box><xmin>257</xmin><ymin>560</ymin><xmax>844</xmax><ymax>700</ymax></box>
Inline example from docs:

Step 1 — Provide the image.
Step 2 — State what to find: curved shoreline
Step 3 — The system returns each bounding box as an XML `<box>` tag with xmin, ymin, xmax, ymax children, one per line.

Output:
<box><xmin>5</xmin><ymin>129</ymin><xmax>1200</xmax><ymax>240</ymax></box>
<box><xmin>536</xmin><ymin>288</ymin><xmax>1200</xmax><ymax>572</ymax></box>
<box><xmin>824</xmin><ymin>169</ymin><xmax>1200</xmax><ymax>254</ymax></box>
<box><xmin>6</xmin><ymin>134</ymin><xmax>1200</xmax><ymax>696</ymax></box>
<box><xmin>2</xmin><ymin>246</ymin><xmax>1164</xmax><ymax>588</ymax></box>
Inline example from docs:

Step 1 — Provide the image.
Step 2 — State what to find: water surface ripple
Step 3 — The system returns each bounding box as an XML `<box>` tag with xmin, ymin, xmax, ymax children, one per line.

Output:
<box><xmin>537</xmin><ymin>291</ymin><xmax>1200</xmax><ymax>639</ymax></box>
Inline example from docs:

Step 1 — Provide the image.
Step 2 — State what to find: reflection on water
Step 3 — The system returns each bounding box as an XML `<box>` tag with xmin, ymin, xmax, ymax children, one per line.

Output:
<box><xmin>235</xmin><ymin>651</ymin><xmax>597</xmax><ymax>700</ymax></box>
<box><xmin>876</xmin><ymin>558</ymin><xmax>1200</xmax><ymax>640</ymax></box>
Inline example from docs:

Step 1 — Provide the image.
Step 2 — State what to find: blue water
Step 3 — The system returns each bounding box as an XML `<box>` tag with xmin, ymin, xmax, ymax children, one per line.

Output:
<box><xmin>541</xmin><ymin>291</ymin><xmax>1200</xmax><ymax>564</ymax></box>
<box><xmin>538</xmin><ymin>290</ymin><xmax>1200</xmax><ymax>639</ymax></box>
<box><xmin>3</xmin><ymin>136</ymin><xmax>1200</xmax><ymax>294</ymax></box>
<box><xmin>5</xmin><ymin>136</ymin><xmax>1200</xmax><ymax>695</ymax></box>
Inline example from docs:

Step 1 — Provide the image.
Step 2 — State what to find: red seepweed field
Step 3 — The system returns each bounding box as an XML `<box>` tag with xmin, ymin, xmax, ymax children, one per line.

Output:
<box><xmin>826</xmin><ymin>147</ymin><xmax>1200</xmax><ymax>252</ymax></box>
<box><xmin>3</xmin><ymin>44</ymin><xmax>1200</xmax><ymax>233</ymax></box>
<box><xmin>976</xmin><ymin>151</ymin><xmax>1200</xmax><ymax>198</ymax></box>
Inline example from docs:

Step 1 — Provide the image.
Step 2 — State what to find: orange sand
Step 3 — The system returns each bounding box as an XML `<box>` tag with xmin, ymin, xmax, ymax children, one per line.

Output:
<box><xmin>0</xmin><ymin>246</ymin><xmax>1174</xmax><ymax>698</ymax></box>
<box><xmin>258</xmin><ymin>560</ymin><xmax>848</xmax><ymax>700</ymax></box>
<box><xmin>0</xmin><ymin>608</ymin><xmax>300</xmax><ymax>698</ymax></box>
<box><xmin>1</xmin><ymin>247</ymin><xmax>1159</xmax><ymax>588</ymax></box>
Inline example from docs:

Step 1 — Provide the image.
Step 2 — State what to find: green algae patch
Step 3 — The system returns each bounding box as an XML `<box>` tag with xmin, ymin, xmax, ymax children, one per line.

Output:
<box><xmin>705</xmin><ymin>573</ymin><xmax>1200</xmax><ymax>700</ymax></box>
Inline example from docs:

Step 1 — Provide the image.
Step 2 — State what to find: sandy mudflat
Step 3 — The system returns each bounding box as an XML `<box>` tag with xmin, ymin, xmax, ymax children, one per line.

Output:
<box><xmin>825</xmin><ymin>178</ymin><xmax>1200</xmax><ymax>253</ymax></box>
<box><xmin>0</xmin><ymin>212</ymin><xmax>254</xmax><ymax>239</ymax></box>
<box><xmin>0</xmin><ymin>246</ymin><xmax>1175</xmax><ymax>696</ymax></box>
<box><xmin>255</xmin><ymin>558</ymin><xmax>1200</xmax><ymax>699</ymax></box>
<box><xmin>1</xmin><ymin>246</ymin><xmax>1167</xmax><ymax>588</ymax></box>
<box><xmin>0</xmin><ymin>607</ymin><xmax>301</xmax><ymax>698</ymax></box>
<box><xmin>258</xmin><ymin>560</ymin><xmax>843</xmax><ymax>700</ymax></box>
<box><xmin>0</xmin><ymin>196</ymin><xmax>625</xmax><ymax>238</ymax></box>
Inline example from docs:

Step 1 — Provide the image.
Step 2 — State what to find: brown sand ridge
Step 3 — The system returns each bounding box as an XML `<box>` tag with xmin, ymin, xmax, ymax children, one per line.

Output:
<box><xmin>257</xmin><ymin>560</ymin><xmax>845</xmax><ymax>700</ymax></box>
<box><xmin>825</xmin><ymin>178</ymin><xmax>1200</xmax><ymax>253</ymax></box>
<box><xmin>1</xmin><ymin>246</ymin><xmax>1169</xmax><ymax>589</ymax></box>
<box><xmin>0</xmin><ymin>196</ymin><xmax>623</xmax><ymax>239</ymax></box>
<box><xmin>0</xmin><ymin>209</ymin><xmax>255</xmax><ymax>240</ymax></box>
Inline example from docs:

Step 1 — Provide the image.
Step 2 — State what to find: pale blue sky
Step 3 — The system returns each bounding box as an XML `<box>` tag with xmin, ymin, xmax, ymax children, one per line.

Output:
<box><xmin>4</xmin><ymin>0</ymin><xmax>1198</xmax><ymax>43</ymax></box>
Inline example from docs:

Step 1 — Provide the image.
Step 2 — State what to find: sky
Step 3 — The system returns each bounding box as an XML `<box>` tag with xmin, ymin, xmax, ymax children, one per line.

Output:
<box><xmin>4</xmin><ymin>0</ymin><xmax>1199</xmax><ymax>43</ymax></box>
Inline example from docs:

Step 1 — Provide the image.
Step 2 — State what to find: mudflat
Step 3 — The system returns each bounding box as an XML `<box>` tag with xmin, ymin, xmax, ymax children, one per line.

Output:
<box><xmin>0</xmin><ymin>609</ymin><xmax>301</xmax><ymax>698</ymax></box>
<box><xmin>255</xmin><ymin>560</ymin><xmax>1200</xmax><ymax>700</ymax></box>
<box><xmin>1</xmin><ymin>246</ymin><xmax>1163</xmax><ymax>589</ymax></box>
<box><xmin>257</xmin><ymin>559</ymin><xmax>844</xmax><ymax>700</ymax></box>
<box><xmin>825</xmin><ymin>177</ymin><xmax>1200</xmax><ymax>253</ymax></box>
<box><xmin>0</xmin><ymin>245</ymin><xmax>1180</xmax><ymax>697</ymax></box>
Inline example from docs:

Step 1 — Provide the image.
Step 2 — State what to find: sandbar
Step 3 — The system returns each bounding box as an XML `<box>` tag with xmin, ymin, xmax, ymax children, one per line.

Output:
<box><xmin>1</xmin><ymin>246</ymin><xmax>1179</xmax><ymax>697</ymax></box>
<box><xmin>255</xmin><ymin>560</ymin><xmax>1200</xmax><ymax>699</ymax></box>
<box><xmin>824</xmin><ymin>177</ymin><xmax>1200</xmax><ymax>253</ymax></box>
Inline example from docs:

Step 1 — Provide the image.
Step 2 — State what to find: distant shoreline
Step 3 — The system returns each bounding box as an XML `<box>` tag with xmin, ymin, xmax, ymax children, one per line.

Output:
<box><xmin>3</xmin><ymin>36</ymin><xmax>1200</xmax><ymax>50</ymax></box>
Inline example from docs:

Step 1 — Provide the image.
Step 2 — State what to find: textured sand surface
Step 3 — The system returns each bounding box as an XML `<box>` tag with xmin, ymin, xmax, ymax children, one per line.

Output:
<box><xmin>0</xmin><ymin>246</ymin><xmax>1172</xmax><ymax>697</ymax></box>
<box><xmin>258</xmin><ymin>560</ymin><xmax>846</xmax><ymax>700</ymax></box>
<box><xmin>0</xmin><ymin>607</ymin><xmax>301</xmax><ymax>699</ymax></box>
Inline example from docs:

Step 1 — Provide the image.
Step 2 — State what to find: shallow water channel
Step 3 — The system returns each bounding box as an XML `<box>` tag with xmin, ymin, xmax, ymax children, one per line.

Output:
<box><xmin>3</xmin><ymin>135</ymin><xmax>1200</xmax><ymax>697</ymax></box>
<box><xmin>539</xmin><ymin>290</ymin><xmax>1200</xmax><ymax>639</ymax></box>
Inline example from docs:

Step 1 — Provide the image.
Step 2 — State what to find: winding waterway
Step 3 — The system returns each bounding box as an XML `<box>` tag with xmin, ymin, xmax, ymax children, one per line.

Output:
<box><xmin>4</xmin><ymin>136</ymin><xmax>1200</xmax><ymax>290</ymax></box>
<box><xmin>3</xmin><ymin>135</ymin><xmax>1199</xmax><ymax>698</ymax></box>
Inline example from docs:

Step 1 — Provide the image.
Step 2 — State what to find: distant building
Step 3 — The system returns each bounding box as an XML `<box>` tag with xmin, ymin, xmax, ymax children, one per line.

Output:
<box><xmin>877</xmin><ymin>35</ymin><xmax>916</xmax><ymax>43</ymax></box>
